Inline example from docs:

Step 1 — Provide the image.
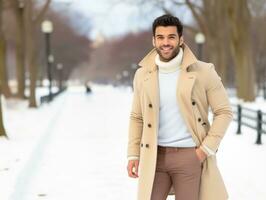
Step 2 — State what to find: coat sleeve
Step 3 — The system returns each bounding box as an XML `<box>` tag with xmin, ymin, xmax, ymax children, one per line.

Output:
<box><xmin>200</xmin><ymin>64</ymin><xmax>233</xmax><ymax>154</ymax></box>
<box><xmin>127</xmin><ymin>68</ymin><xmax>143</xmax><ymax>159</ymax></box>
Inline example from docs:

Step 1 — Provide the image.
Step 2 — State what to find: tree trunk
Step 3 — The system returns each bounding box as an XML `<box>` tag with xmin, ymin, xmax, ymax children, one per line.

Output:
<box><xmin>200</xmin><ymin>0</ymin><xmax>228</xmax><ymax>85</ymax></box>
<box><xmin>0</xmin><ymin>39</ymin><xmax>12</xmax><ymax>98</ymax></box>
<box><xmin>28</xmin><ymin>36</ymin><xmax>38</xmax><ymax>108</ymax></box>
<box><xmin>0</xmin><ymin>0</ymin><xmax>7</xmax><ymax>138</ymax></box>
<box><xmin>205</xmin><ymin>35</ymin><xmax>227</xmax><ymax>85</ymax></box>
<box><xmin>0</xmin><ymin>88</ymin><xmax>6</xmax><ymax>137</ymax></box>
<box><xmin>225</xmin><ymin>0</ymin><xmax>256</xmax><ymax>101</ymax></box>
<box><xmin>25</xmin><ymin>11</ymin><xmax>38</xmax><ymax>107</ymax></box>
<box><xmin>25</xmin><ymin>0</ymin><xmax>37</xmax><ymax>107</ymax></box>
<box><xmin>184</xmin><ymin>0</ymin><xmax>229</xmax><ymax>85</ymax></box>
<box><xmin>0</xmin><ymin>0</ymin><xmax>11</xmax><ymax>98</ymax></box>
<box><xmin>24</xmin><ymin>0</ymin><xmax>51</xmax><ymax>107</ymax></box>
<box><xmin>14</xmin><ymin>5</ymin><xmax>26</xmax><ymax>99</ymax></box>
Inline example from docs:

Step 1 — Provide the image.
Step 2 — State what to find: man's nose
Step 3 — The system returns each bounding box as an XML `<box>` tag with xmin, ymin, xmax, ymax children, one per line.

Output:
<box><xmin>162</xmin><ymin>38</ymin><xmax>170</xmax><ymax>45</ymax></box>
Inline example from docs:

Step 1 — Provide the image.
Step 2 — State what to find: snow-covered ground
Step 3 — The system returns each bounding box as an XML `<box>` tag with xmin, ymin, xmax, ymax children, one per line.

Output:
<box><xmin>0</xmin><ymin>85</ymin><xmax>265</xmax><ymax>200</ymax></box>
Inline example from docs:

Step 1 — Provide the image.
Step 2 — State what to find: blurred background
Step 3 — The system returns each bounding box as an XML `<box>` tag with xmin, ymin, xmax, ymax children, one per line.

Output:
<box><xmin>0</xmin><ymin>0</ymin><xmax>266</xmax><ymax>200</ymax></box>
<box><xmin>0</xmin><ymin>0</ymin><xmax>266</xmax><ymax>105</ymax></box>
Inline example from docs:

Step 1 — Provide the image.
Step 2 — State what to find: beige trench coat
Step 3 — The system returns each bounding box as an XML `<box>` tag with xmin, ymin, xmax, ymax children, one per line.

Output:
<box><xmin>127</xmin><ymin>44</ymin><xmax>233</xmax><ymax>200</ymax></box>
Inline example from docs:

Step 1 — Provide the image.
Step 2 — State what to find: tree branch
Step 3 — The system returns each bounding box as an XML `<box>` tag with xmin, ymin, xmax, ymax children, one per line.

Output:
<box><xmin>185</xmin><ymin>0</ymin><xmax>207</xmax><ymax>34</ymax></box>
<box><xmin>183</xmin><ymin>24</ymin><xmax>199</xmax><ymax>33</ymax></box>
<box><xmin>161</xmin><ymin>6</ymin><xmax>174</xmax><ymax>15</ymax></box>
<box><xmin>176</xmin><ymin>0</ymin><xmax>203</xmax><ymax>13</ymax></box>
<box><xmin>172</xmin><ymin>0</ymin><xmax>187</xmax><ymax>6</ymax></box>
<box><xmin>34</xmin><ymin>0</ymin><xmax>51</xmax><ymax>25</ymax></box>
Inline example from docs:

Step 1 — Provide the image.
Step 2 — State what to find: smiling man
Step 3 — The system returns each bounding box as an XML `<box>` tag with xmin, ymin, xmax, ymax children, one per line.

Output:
<box><xmin>127</xmin><ymin>14</ymin><xmax>233</xmax><ymax>200</ymax></box>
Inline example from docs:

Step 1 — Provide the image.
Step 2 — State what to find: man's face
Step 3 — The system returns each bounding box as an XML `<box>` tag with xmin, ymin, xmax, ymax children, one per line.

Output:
<box><xmin>153</xmin><ymin>26</ymin><xmax>183</xmax><ymax>62</ymax></box>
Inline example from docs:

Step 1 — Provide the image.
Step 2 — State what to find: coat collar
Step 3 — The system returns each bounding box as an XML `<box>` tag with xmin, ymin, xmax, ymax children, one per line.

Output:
<box><xmin>138</xmin><ymin>43</ymin><xmax>198</xmax><ymax>72</ymax></box>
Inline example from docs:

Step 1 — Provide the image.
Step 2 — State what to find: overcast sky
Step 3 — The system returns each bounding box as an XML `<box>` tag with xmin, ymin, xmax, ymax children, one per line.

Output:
<box><xmin>51</xmin><ymin>0</ymin><xmax>160</xmax><ymax>39</ymax></box>
<box><xmin>51</xmin><ymin>0</ymin><xmax>192</xmax><ymax>39</ymax></box>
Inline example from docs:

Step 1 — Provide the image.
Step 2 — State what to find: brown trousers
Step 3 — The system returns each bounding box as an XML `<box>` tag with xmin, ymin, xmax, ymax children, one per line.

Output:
<box><xmin>150</xmin><ymin>146</ymin><xmax>202</xmax><ymax>200</ymax></box>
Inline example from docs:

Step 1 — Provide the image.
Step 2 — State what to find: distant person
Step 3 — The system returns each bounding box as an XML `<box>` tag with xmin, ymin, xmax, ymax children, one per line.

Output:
<box><xmin>127</xmin><ymin>14</ymin><xmax>233</xmax><ymax>200</ymax></box>
<box><xmin>85</xmin><ymin>82</ymin><xmax>92</xmax><ymax>94</ymax></box>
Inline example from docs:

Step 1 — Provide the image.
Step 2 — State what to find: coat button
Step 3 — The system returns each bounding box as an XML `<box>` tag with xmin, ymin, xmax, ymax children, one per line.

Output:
<box><xmin>141</xmin><ymin>143</ymin><xmax>143</xmax><ymax>147</ymax></box>
<box><xmin>198</xmin><ymin>118</ymin><xmax>201</xmax><ymax>122</ymax></box>
<box><xmin>148</xmin><ymin>123</ymin><xmax>152</xmax><ymax>128</ymax></box>
<box><xmin>145</xmin><ymin>144</ymin><xmax>149</xmax><ymax>148</ymax></box>
<box><xmin>149</xmin><ymin>103</ymin><xmax>152</xmax><ymax>108</ymax></box>
<box><xmin>202</xmin><ymin>122</ymin><xmax>207</xmax><ymax>126</ymax></box>
<box><xmin>192</xmin><ymin>101</ymin><xmax>196</xmax><ymax>106</ymax></box>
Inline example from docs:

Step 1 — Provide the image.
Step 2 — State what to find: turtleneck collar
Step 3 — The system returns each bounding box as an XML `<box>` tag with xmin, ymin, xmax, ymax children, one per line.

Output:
<box><xmin>155</xmin><ymin>47</ymin><xmax>183</xmax><ymax>73</ymax></box>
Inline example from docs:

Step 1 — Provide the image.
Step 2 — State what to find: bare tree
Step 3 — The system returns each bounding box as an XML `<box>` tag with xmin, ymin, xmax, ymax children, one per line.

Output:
<box><xmin>126</xmin><ymin>0</ymin><xmax>257</xmax><ymax>100</ymax></box>
<box><xmin>0</xmin><ymin>0</ymin><xmax>7</xmax><ymax>137</ymax></box>
<box><xmin>86</xmin><ymin>31</ymin><xmax>152</xmax><ymax>83</ymax></box>
<box><xmin>44</xmin><ymin>10</ymin><xmax>92</xmax><ymax>81</ymax></box>
<box><xmin>156</xmin><ymin>0</ymin><xmax>229</xmax><ymax>84</ymax></box>
<box><xmin>24</xmin><ymin>0</ymin><xmax>51</xmax><ymax>107</ymax></box>
<box><xmin>249</xmin><ymin>0</ymin><xmax>266</xmax><ymax>94</ymax></box>
<box><xmin>0</xmin><ymin>0</ymin><xmax>12</xmax><ymax>98</ymax></box>
<box><xmin>166</xmin><ymin>0</ymin><xmax>256</xmax><ymax>100</ymax></box>
<box><xmin>225</xmin><ymin>0</ymin><xmax>256</xmax><ymax>101</ymax></box>
<box><xmin>10</xmin><ymin>0</ymin><xmax>26</xmax><ymax>99</ymax></box>
<box><xmin>187</xmin><ymin>0</ymin><xmax>229</xmax><ymax>83</ymax></box>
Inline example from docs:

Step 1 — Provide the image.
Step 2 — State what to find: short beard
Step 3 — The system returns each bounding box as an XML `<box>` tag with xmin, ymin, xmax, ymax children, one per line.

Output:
<box><xmin>156</xmin><ymin>43</ymin><xmax>181</xmax><ymax>62</ymax></box>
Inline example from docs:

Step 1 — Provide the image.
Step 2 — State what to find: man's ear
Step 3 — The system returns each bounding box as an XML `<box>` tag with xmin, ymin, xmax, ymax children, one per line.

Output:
<box><xmin>152</xmin><ymin>37</ymin><xmax>155</xmax><ymax>47</ymax></box>
<box><xmin>179</xmin><ymin>36</ymin><xmax>184</xmax><ymax>46</ymax></box>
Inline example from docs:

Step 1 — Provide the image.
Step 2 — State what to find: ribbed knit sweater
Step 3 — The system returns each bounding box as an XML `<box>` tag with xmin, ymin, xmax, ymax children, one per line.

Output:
<box><xmin>155</xmin><ymin>48</ymin><xmax>196</xmax><ymax>147</ymax></box>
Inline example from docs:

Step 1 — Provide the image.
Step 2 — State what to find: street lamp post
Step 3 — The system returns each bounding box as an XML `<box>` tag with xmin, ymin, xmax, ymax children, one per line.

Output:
<box><xmin>195</xmin><ymin>32</ymin><xmax>205</xmax><ymax>60</ymax></box>
<box><xmin>18</xmin><ymin>0</ymin><xmax>24</xmax><ymax>15</ymax></box>
<box><xmin>116</xmin><ymin>74</ymin><xmax>122</xmax><ymax>86</ymax></box>
<box><xmin>263</xmin><ymin>69</ymin><xmax>266</xmax><ymax>100</ymax></box>
<box><xmin>56</xmin><ymin>63</ymin><xmax>63</xmax><ymax>91</ymax></box>
<box><xmin>122</xmin><ymin>70</ymin><xmax>129</xmax><ymax>85</ymax></box>
<box><xmin>42</xmin><ymin>20</ymin><xmax>54</xmax><ymax>102</ymax></box>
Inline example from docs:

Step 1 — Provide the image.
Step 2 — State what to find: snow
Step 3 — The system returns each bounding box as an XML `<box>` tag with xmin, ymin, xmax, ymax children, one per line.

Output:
<box><xmin>0</xmin><ymin>85</ymin><xmax>265</xmax><ymax>200</ymax></box>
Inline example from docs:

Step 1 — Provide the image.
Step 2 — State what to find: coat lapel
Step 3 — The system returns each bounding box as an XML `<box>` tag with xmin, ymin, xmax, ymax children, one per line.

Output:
<box><xmin>143</xmin><ymin>67</ymin><xmax>160</xmax><ymax>133</ymax></box>
<box><xmin>176</xmin><ymin>70</ymin><xmax>201</xmax><ymax>144</ymax></box>
<box><xmin>143</xmin><ymin>71</ymin><xmax>159</xmax><ymax>108</ymax></box>
<box><xmin>139</xmin><ymin>49</ymin><xmax>160</xmax><ymax>123</ymax></box>
<box><xmin>177</xmin><ymin>71</ymin><xmax>196</xmax><ymax>104</ymax></box>
<box><xmin>177</xmin><ymin>44</ymin><xmax>201</xmax><ymax>144</ymax></box>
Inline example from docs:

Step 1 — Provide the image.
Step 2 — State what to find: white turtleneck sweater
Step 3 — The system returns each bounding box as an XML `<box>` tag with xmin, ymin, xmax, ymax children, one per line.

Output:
<box><xmin>155</xmin><ymin>48</ymin><xmax>196</xmax><ymax>147</ymax></box>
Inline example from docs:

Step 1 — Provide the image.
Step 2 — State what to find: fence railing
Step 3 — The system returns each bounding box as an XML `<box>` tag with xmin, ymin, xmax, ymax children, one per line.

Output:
<box><xmin>232</xmin><ymin>104</ymin><xmax>266</xmax><ymax>144</ymax></box>
<box><xmin>40</xmin><ymin>86</ymin><xmax>67</xmax><ymax>104</ymax></box>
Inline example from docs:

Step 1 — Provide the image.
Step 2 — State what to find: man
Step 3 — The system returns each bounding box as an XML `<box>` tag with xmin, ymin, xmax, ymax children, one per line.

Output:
<box><xmin>127</xmin><ymin>14</ymin><xmax>233</xmax><ymax>200</ymax></box>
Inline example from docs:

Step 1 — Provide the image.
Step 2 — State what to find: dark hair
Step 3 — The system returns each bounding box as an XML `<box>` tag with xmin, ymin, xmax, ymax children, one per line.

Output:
<box><xmin>152</xmin><ymin>14</ymin><xmax>183</xmax><ymax>37</ymax></box>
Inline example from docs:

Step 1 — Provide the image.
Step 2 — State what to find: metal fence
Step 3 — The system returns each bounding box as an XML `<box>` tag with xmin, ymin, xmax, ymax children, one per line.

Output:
<box><xmin>232</xmin><ymin>104</ymin><xmax>266</xmax><ymax>144</ymax></box>
<box><xmin>40</xmin><ymin>86</ymin><xmax>67</xmax><ymax>104</ymax></box>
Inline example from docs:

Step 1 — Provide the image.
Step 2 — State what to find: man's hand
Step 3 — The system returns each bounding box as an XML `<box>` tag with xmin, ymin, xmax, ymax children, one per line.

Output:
<box><xmin>195</xmin><ymin>148</ymin><xmax>207</xmax><ymax>163</ymax></box>
<box><xmin>127</xmin><ymin>160</ymin><xmax>139</xmax><ymax>178</ymax></box>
